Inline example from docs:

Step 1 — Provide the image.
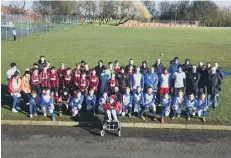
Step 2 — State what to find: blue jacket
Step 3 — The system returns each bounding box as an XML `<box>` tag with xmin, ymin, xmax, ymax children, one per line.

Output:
<box><xmin>133</xmin><ymin>91</ymin><xmax>144</xmax><ymax>105</ymax></box>
<box><xmin>121</xmin><ymin>93</ymin><xmax>133</xmax><ymax>108</ymax></box>
<box><xmin>86</xmin><ymin>95</ymin><xmax>96</xmax><ymax>106</ymax></box>
<box><xmin>197</xmin><ymin>98</ymin><xmax>208</xmax><ymax>110</ymax></box>
<box><xmin>161</xmin><ymin>97</ymin><xmax>172</xmax><ymax>108</ymax></box>
<box><xmin>173</xmin><ymin>96</ymin><xmax>185</xmax><ymax>107</ymax></box>
<box><xmin>143</xmin><ymin>93</ymin><xmax>155</xmax><ymax>106</ymax></box>
<box><xmin>186</xmin><ymin>98</ymin><xmax>197</xmax><ymax>109</ymax></box>
<box><xmin>168</xmin><ymin>63</ymin><xmax>178</xmax><ymax>75</ymax></box>
<box><xmin>145</xmin><ymin>72</ymin><xmax>158</xmax><ymax>90</ymax></box>
<box><xmin>69</xmin><ymin>96</ymin><xmax>84</xmax><ymax>108</ymax></box>
<box><xmin>41</xmin><ymin>94</ymin><xmax>53</xmax><ymax>107</ymax></box>
<box><xmin>29</xmin><ymin>95</ymin><xmax>42</xmax><ymax>106</ymax></box>
<box><xmin>129</xmin><ymin>73</ymin><xmax>144</xmax><ymax>89</ymax></box>
<box><xmin>154</xmin><ymin>63</ymin><xmax>164</xmax><ymax>76</ymax></box>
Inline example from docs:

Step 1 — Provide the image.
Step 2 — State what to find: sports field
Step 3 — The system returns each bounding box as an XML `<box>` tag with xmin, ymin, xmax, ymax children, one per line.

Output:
<box><xmin>1</xmin><ymin>25</ymin><xmax>231</xmax><ymax>124</ymax></box>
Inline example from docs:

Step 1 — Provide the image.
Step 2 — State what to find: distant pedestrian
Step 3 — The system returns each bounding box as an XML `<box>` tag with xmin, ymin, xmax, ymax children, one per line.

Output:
<box><xmin>13</xmin><ymin>28</ymin><xmax>16</xmax><ymax>41</ymax></box>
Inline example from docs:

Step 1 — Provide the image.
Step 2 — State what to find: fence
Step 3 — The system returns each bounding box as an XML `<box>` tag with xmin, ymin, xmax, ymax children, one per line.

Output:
<box><xmin>1</xmin><ymin>14</ymin><xmax>78</xmax><ymax>40</ymax></box>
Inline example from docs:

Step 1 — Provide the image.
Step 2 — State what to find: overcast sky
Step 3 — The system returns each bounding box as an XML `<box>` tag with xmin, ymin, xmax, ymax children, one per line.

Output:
<box><xmin>1</xmin><ymin>0</ymin><xmax>231</xmax><ymax>10</ymax></box>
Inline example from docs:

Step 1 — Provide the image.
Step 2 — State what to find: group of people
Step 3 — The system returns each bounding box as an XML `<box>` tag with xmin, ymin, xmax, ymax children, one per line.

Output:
<box><xmin>6</xmin><ymin>56</ymin><xmax>224</xmax><ymax>123</ymax></box>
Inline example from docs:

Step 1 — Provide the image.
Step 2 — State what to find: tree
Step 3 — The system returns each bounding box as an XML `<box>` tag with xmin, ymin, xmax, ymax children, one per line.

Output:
<box><xmin>9</xmin><ymin>0</ymin><xmax>26</xmax><ymax>14</ymax></box>
<box><xmin>143</xmin><ymin>1</ymin><xmax>157</xmax><ymax>19</ymax></box>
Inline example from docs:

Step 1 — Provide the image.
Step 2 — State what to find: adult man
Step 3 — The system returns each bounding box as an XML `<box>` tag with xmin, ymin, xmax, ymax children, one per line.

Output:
<box><xmin>186</xmin><ymin>65</ymin><xmax>200</xmax><ymax>96</ymax></box>
<box><xmin>172</xmin><ymin>66</ymin><xmax>186</xmax><ymax>96</ymax></box>
<box><xmin>207</xmin><ymin>67</ymin><xmax>222</xmax><ymax>109</ymax></box>
<box><xmin>153</xmin><ymin>59</ymin><xmax>164</xmax><ymax>76</ymax></box>
<box><xmin>198</xmin><ymin>65</ymin><xmax>207</xmax><ymax>96</ymax></box>
<box><xmin>168</xmin><ymin>57</ymin><xmax>179</xmax><ymax>75</ymax></box>
<box><xmin>95</xmin><ymin>60</ymin><xmax>106</xmax><ymax>77</ymax></box>
<box><xmin>140</xmin><ymin>61</ymin><xmax>149</xmax><ymax>75</ymax></box>
<box><xmin>116</xmin><ymin>67</ymin><xmax>128</xmax><ymax>93</ymax></box>
<box><xmin>129</xmin><ymin>67</ymin><xmax>144</xmax><ymax>91</ymax></box>
<box><xmin>37</xmin><ymin>56</ymin><xmax>47</xmax><ymax>72</ymax></box>
<box><xmin>125</xmin><ymin>59</ymin><xmax>136</xmax><ymax>73</ymax></box>
<box><xmin>214</xmin><ymin>62</ymin><xmax>224</xmax><ymax>80</ymax></box>
<box><xmin>144</xmin><ymin>67</ymin><xmax>158</xmax><ymax>92</ymax></box>
<box><xmin>13</xmin><ymin>28</ymin><xmax>16</xmax><ymax>41</ymax></box>
<box><xmin>5</xmin><ymin>63</ymin><xmax>19</xmax><ymax>81</ymax></box>
<box><xmin>182</xmin><ymin>59</ymin><xmax>192</xmax><ymax>74</ymax></box>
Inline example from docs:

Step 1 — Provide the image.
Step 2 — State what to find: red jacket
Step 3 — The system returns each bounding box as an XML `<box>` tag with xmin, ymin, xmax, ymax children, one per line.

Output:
<box><xmin>8</xmin><ymin>77</ymin><xmax>23</xmax><ymax>94</ymax></box>
<box><xmin>89</xmin><ymin>75</ymin><xmax>99</xmax><ymax>91</ymax></box>
<box><xmin>103</xmin><ymin>101</ymin><xmax>121</xmax><ymax>111</ymax></box>
<box><xmin>30</xmin><ymin>74</ymin><xmax>40</xmax><ymax>86</ymax></box>
<box><xmin>72</xmin><ymin>68</ymin><xmax>81</xmax><ymax>87</ymax></box>
<box><xmin>107</xmin><ymin>79</ymin><xmax>119</xmax><ymax>92</ymax></box>
<box><xmin>64</xmin><ymin>73</ymin><xmax>72</xmax><ymax>87</ymax></box>
<box><xmin>78</xmin><ymin>78</ymin><xmax>89</xmax><ymax>92</ymax></box>
<box><xmin>39</xmin><ymin>71</ymin><xmax>50</xmax><ymax>88</ymax></box>
<box><xmin>50</xmin><ymin>72</ymin><xmax>59</xmax><ymax>88</ymax></box>
<box><xmin>57</xmin><ymin>68</ymin><xmax>66</xmax><ymax>86</ymax></box>
<box><xmin>114</xmin><ymin>66</ymin><xmax>120</xmax><ymax>74</ymax></box>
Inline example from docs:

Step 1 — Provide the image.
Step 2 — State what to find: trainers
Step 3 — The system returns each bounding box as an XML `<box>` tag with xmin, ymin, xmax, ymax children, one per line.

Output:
<box><xmin>43</xmin><ymin>113</ymin><xmax>47</xmax><ymax>117</ymax></box>
<box><xmin>202</xmin><ymin>117</ymin><xmax>206</xmax><ymax>122</ymax></box>
<box><xmin>26</xmin><ymin>103</ymin><xmax>29</xmax><ymax>106</ymax></box>
<box><xmin>59</xmin><ymin>112</ymin><xmax>62</xmax><ymax>117</ymax></box>
<box><xmin>34</xmin><ymin>113</ymin><xmax>37</xmax><ymax>116</ymax></box>
<box><xmin>128</xmin><ymin>114</ymin><xmax>131</xmax><ymax>119</ymax></box>
<box><xmin>177</xmin><ymin>115</ymin><xmax>180</xmax><ymax>118</ymax></box>
<box><xmin>52</xmin><ymin>117</ymin><xmax>55</xmax><ymax>121</ymax></box>
<box><xmin>153</xmin><ymin>117</ymin><xmax>157</xmax><ymax>121</ymax></box>
<box><xmin>187</xmin><ymin>117</ymin><xmax>190</xmax><ymax>121</ymax></box>
<box><xmin>141</xmin><ymin>116</ymin><xmax>146</xmax><ymax>120</ymax></box>
<box><xmin>161</xmin><ymin>118</ymin><xmax>164</xmax><ymax>123</ymax></box>
<box><xmin>16</xmin><ymin>106</ymin><xmax>21</xmax><ymax>111</ymax></box>
<box><xmin>171</xmin><ymin>116</ymin><xmax>175</xmax><ymax>120</ymax></box>
<box><xmin>30</xmin><ymin>114</ymin><xmax>33</xmax><ymax>119</ymax></box>
<box><xmin>12</xmin><ymin>108</ymin><xmax>18</xmax><ymax>113</ymax></box>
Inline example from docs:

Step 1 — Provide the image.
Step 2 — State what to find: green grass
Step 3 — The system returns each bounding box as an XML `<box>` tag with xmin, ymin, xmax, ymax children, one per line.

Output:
<box><xmin>2</xmin><ymin>25</ymin><xmax>231</xmax><ymax>125</ymax></box>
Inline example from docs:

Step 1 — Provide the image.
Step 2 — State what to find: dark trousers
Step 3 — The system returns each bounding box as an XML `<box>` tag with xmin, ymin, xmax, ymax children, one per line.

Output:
<box><xmin>31</xmin><ymin>85</ymin><xmax>41</xmax><ymax>94</ymax></box>
<box><xmin>174</xmin><ymin>87</ymin><xmax>184</xmax><ymax>96</ymax></box>
<box><xmin>13</xmin><ymin>35</ymin><xmax>16</xmax><ymax>41</ymax></box>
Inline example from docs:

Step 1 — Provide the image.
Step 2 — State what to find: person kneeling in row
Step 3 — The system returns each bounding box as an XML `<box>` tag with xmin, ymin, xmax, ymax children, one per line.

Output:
<box><xmin>121</xmin><ymin>87</ymin><xmax>133</xmax><ymax>118</ymax></box>
<box><xmin>57</xmin><ymin>88</ymin><xmax>70</xmax><ymax>117</ymax></box>
<box><xmin>185</xmin><ymin>93</ymin><xmax>198</xmax><ymax>121</ymax></box>
<box><xmin>172</xmin><ymin>90</ymin><xmax>185</xmax><ymax>119</ymax></box>
<box><xmin>103</xmin><ymin>96</ymin><xmax>121</xmax><ymax>122</ymax></box>
<box><xmin>140</xmin><ymin>87</ymin><xmax>156</xmax><ymax>121</ymax></box>
<box><xmin>86</xmin><ymin>88</ymin><xmax>97</xmax><ymax>115</ymax></box>
<box><xmin>28</xmin><ymin>91</ymin><xmax>41</xmax><ymax>119</ymax></box>
<box><xmin>69</xmin><ymin>91</ymin><xmax>84</xmax><ymax>117</ymax></box>
<box><xmin>197</xmin><ymin>93</ymin><xmax>208</xmax><ymax>122</ymax></box>
<box><xmin>161</xmin><ymin>93</ymin><xmax>172</xmax><ymax>123</ymax></box>
<box><xmin>41</xmin><ymin>88</ymin><xmax>55</xmax><ymax>121</ymax></box>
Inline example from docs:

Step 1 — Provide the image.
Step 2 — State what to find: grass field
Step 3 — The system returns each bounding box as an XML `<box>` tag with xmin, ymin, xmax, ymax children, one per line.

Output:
<box><xmin>1</xmin><ymin>25</ymin><xmax>231</xmax><ymax>124</ymax></box>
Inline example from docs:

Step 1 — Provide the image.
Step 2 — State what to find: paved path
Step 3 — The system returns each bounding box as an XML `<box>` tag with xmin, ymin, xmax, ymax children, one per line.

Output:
<box><xmin>2</xmin><ymin>125</ymin><xmax>231</xmax><ymax>158</ymax></box>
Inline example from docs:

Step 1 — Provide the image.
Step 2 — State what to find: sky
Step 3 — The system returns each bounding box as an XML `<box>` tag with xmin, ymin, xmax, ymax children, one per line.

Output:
<box><xmin>1</xmin><ymin>0</ymin><xmax>231</xmax><ymax>10</ymax></box>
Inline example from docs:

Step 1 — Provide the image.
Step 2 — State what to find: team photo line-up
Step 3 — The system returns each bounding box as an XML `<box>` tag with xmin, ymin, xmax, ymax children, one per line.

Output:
<box><xmin>6</xmin><ymin>56</ymin><xmax>224</xmax><ymax>123</ymax></box>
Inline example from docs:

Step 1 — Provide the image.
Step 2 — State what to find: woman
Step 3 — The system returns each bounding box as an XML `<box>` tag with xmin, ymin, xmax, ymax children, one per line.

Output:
<box><xmin>8</xmin><ymin>71</ymin><xmax>22</xmax><ymax>112</ymax></box>
<box><xmin>21</xmin><ymin>69</ymin><xmax>31</xmax><ymax>105</ymax></box>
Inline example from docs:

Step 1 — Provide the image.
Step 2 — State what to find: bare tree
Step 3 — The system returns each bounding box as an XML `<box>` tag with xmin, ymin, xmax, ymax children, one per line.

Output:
<box><xmin>9</xmin><ymin>0</ymin><xmax>26</xmax><ymax>14</ymax></box>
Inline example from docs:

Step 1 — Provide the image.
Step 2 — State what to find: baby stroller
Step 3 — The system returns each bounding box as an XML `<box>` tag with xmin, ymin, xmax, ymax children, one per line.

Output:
<box><xmin>100</xmin><ymin>119</ymin><xmax>122</xmax><ymax>137</ymax></box>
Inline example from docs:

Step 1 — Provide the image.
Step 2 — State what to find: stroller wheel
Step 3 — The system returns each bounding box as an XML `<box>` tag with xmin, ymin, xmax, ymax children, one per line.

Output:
<box><xmin>100</xmin><ymin>130</ymin><xmax>105</xmax><ymax>137</ymax></box>
<box><xmin>117</xmin><ymin>130</ymin><xmax>121</xmax><ymax>137</ymax></box>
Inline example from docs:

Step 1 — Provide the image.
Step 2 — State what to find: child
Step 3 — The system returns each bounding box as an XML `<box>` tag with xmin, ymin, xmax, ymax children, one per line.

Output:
<box><xmin>141</xmin><ymin>87</ymin><xmax>156</xmax><ymax>121</ymax></box>
<box><xmin>69</xmin><ymin>91</ymin><xmax>84</xmax><ymax>117</ymax></box>
<box><xmin>185</xmin><ymin>93</ymin><xmax>198</xmax><ymax>121</ymax></box>
<box><xmin>108</xmin><ymin>62</ymin><xmax>115</xmax><ymax>74</ymax></box>
<box><xmin>89</xmin><ymin>69</ymin><xmax>99</xmax><ymax>92</ymax></box>
<box><xmin>159</xmin><ymin>68</ymin><xmax>171</xmax><ymax>96</ymax></box>
<box><xmin>133</xmin><ymin>86</ymin><xmax>144</xmax><ymax>115</ymax></box>
<box><xmin>57</xmin><ymin>62</ymin><xmax>66</xmax><ymax>90</ymax></box>
<box><xmin>113</xmin><ymin>60</ymin><xmax>120</xmax><ymax>74</ymax></box>
<box><xmin>64</xmin><ymin>68</ymin><xmax>72</xmax><ymax>92</ymax></box>
<box><xmin>78</xmin><ymin>73</ymin><xmax>89</xmax><ymax>96</ymax></box>
<box><xmin>50</xmin><ymin>67</ymin><xmax>59</xmax><ymax>93</ymax></box>
<box><xmin>172</xmin><ymin>90</ymin><xmax>185</xmax><ymax>119</ymax></box>
<box><xmin>121</xmin><ymin>87</ymin><xmax>133</xmax><ymax>118</ymax></box>
<box><xmin>103</xmin><ymin>97</ymin><xmax>119</xmax><ymax>122</ymax></box>
<box><xmin>39</xmin><ymin>66</ymin><xmax>50</xmax><ymax>90</ymax></box>
<box><xmin>30</xmin><ymin>68</ymin><xmax>41</xmax><ymax>94</ymax></box>
<box><xmin>21</xmin><ymin>69</ymin><xmax>31</xmax><ymax>105</ymax></box>
<box><xmin>145</xmin><ymin>67</ymin><xmax>158</xmax><ymax>92</ymax></box>
<box><xmin>85</xmin><ymin>88</ymin><xmax>97</xmax><ymax>115</ymax></box>
<box><xmin>28</xmin><ymin>91</ymin><xmax>41</xmax><ymax>118</ymax></box>
<box><xmin>98</xmin><ymin>92</ymin><xmax>108</xmax><ymax>113</ymax></box>
<box><xmin>72</xmin><ymin>63</ymin><xmax>81</xmax><ymax>91</ymax></box>
<box><xmin>197</xmin><ymin>93</ymin><xmax>208</xmax><ymax>122</ymax></box>
<box><xmin>100</xmin><ymin>67</ymin><xmax>111</xmax><ymax>94</ymax></box>
<box><xmin>161</xmin><ymin>93</ymin><xmax>172</xmax><ymax>123</ymax></box>
<box><xmin>107</xmin><ymin>74</ymin><xmax>119</xmax><ymax>94</ymax></box>
<box><xmin>58</xmin><ymin>88</ymin><xmax>70</xmax><ymax>117</ymax></box>
<box><xmin>40</xmin><ymin>88</ymin><xmax>55</xmax><ymax>121</ymax></box>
